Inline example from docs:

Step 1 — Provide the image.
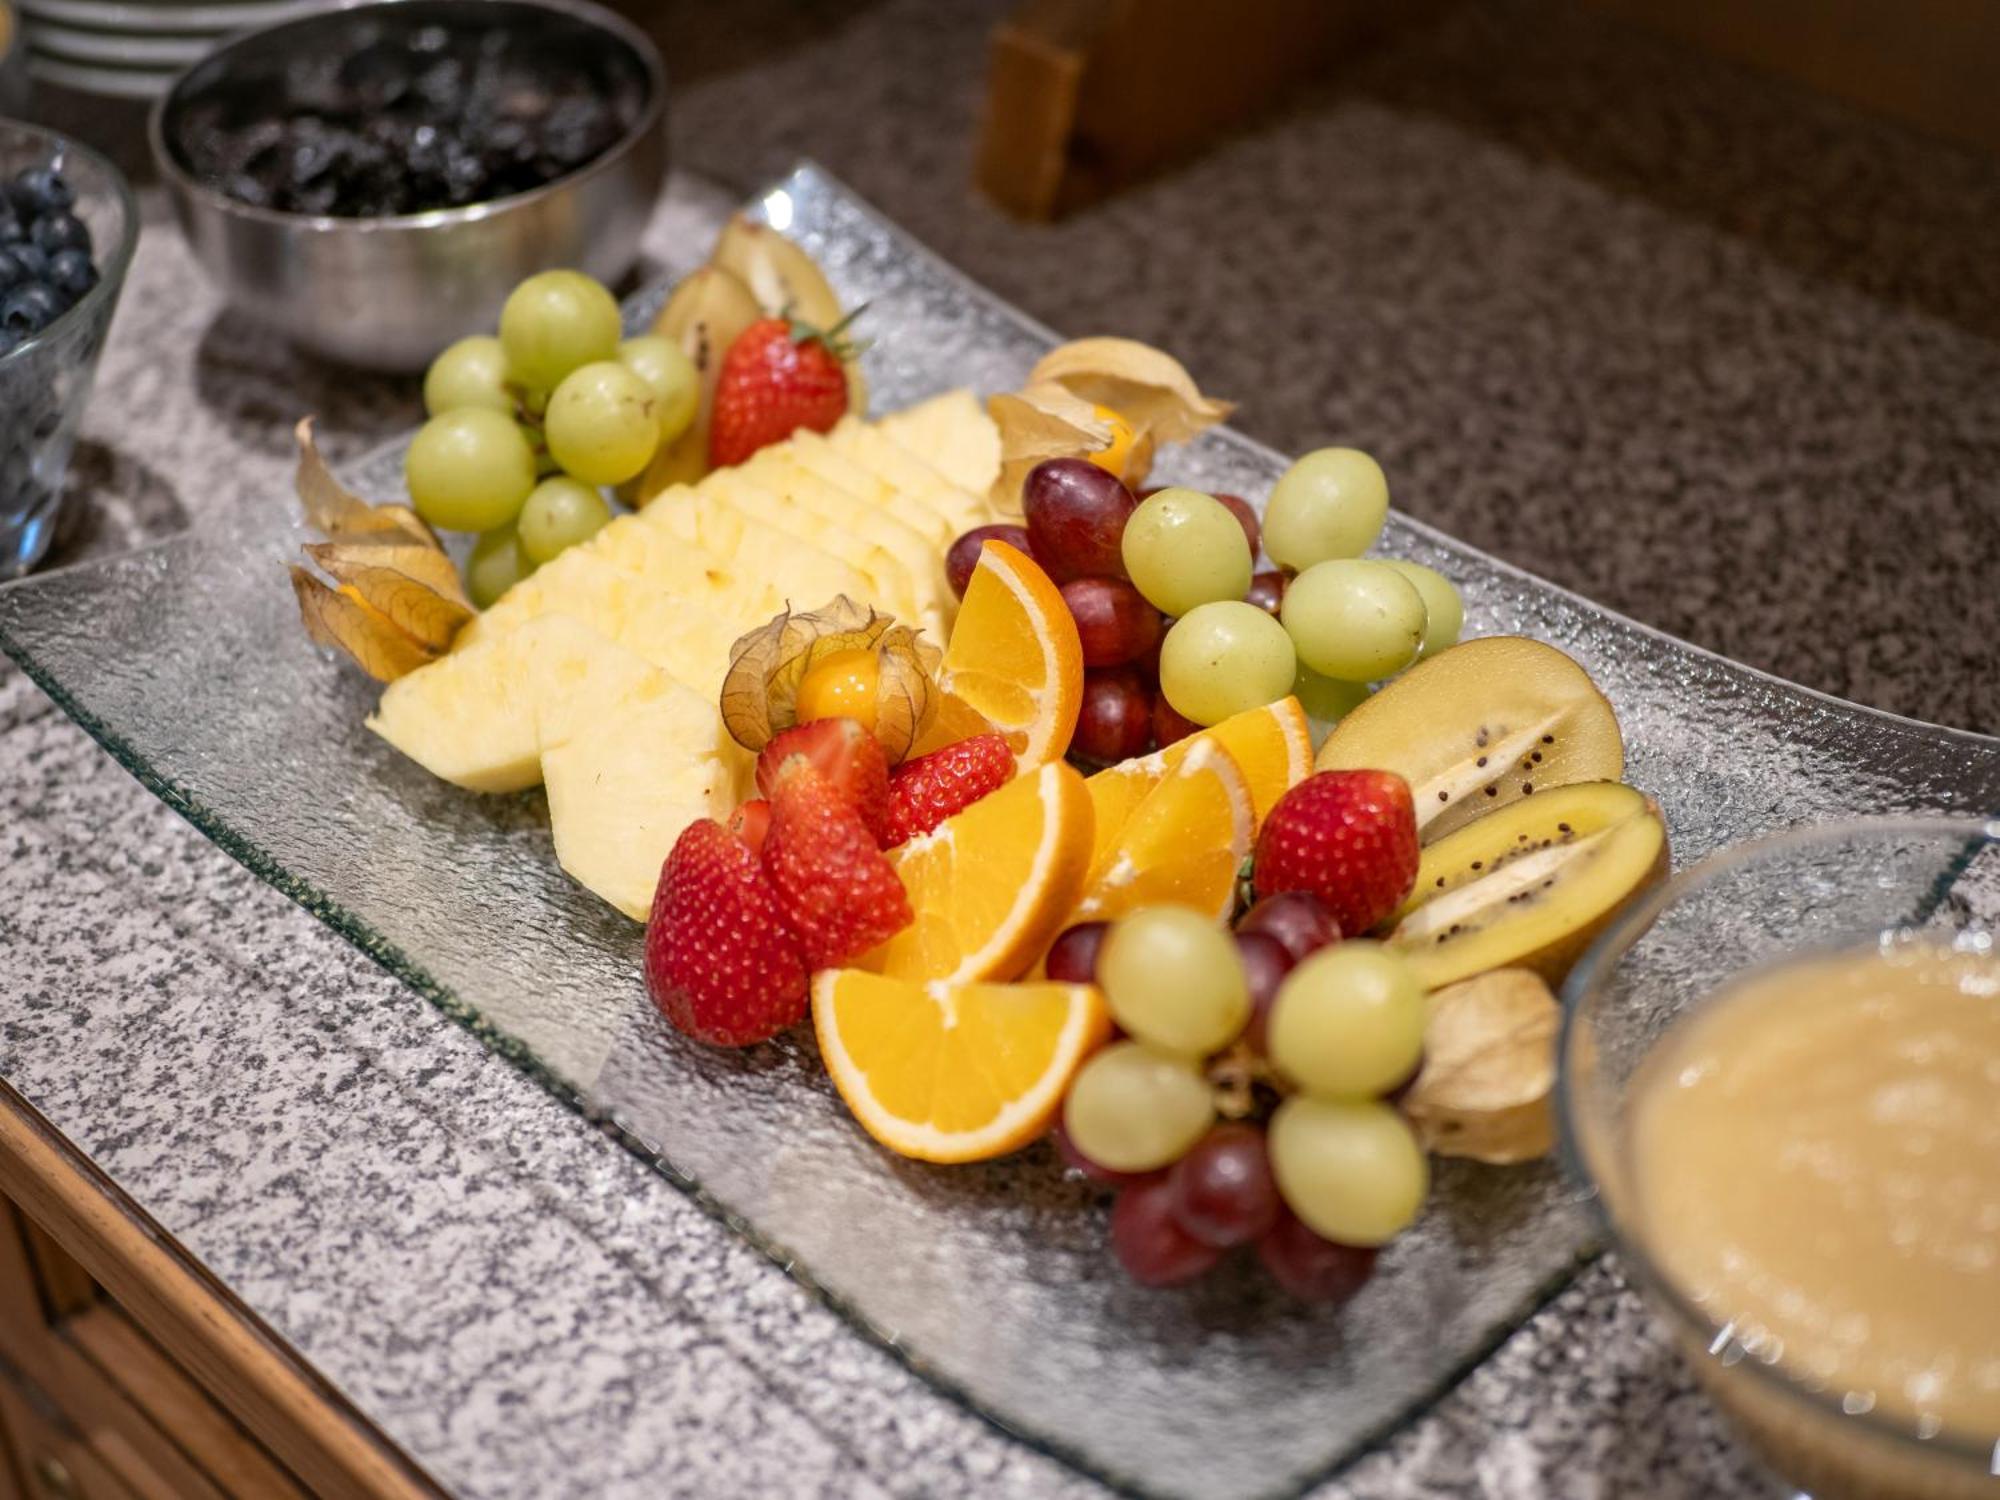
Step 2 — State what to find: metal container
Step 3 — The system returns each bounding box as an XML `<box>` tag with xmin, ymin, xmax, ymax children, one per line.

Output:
<box><xmin>148</xmin><ymin>0</ymin><xmax>666</xmax><ymax>372</ymax></box>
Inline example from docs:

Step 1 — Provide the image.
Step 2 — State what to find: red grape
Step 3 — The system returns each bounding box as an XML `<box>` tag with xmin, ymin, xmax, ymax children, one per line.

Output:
<box><xmin>1152</xmin><ymin>691</ymin><xmax>1199</xmax><ymax>748</ymax></box>
<box><xmin>1046</xmin><ymin>921</ymin><xmax>1109</xmax><ymax>985</ymax></box>
<box><xmin>1071</xmin><ymin>666</ymin><xmax>1152</xmax><ymax>765</ymax></box>
<box><xmin>1215</xmin><ymin>493</ymin><xmax>1260</xmax><ymax>558</ymax></box>
<box><xmin>1111</xmin><ymin>1175</ymin><xmax>1223</xmax><ymax>1286</ymax></box>
<box><xmin>1233</xmin><ymin>929</ymin><xmax>1295</xmax><ymax>1054</ymax></box>
<box><xmin>1055</xmin><ymin>1121</ymin><xmax>1159</xmax><ymax>1188</ymax></box>
<box><xmin>1257</xmin><ymin>1211</ymin><xmax>1379</xmax><ymax>1303</ymax></box>
<box><xmin>947</xmin><ymin>523</ymin><xmax>1036</xmax><ymax>597</ymax></box>
<box><xmin>1061</xmin><ymin>576</ymin><xmax>1163</xmax><ymax>668</ymax></box>
<box><xmin>1168</xmin><ymin>1123</ymin><xmax>1281</xmax><ymax>1248</ymax></box>
<box><xmin>1237</xmin><ymin>890</ymin><xmax>1340</xmax><ymax>963</ymax></box>
<box><xmin>1245</xmin><ymin>570</ymin><xmax>1287</xmax><ymax>617</ymax></box>
<box><xmin>1023</xmin><ymin>458</ymin><xmax>1137</xmax><ymax>581</ymax></box>
<box><xmin>1132</xmin><ymin>623</ymin><xmax>1166</xmax><ymax>683</ymax></box>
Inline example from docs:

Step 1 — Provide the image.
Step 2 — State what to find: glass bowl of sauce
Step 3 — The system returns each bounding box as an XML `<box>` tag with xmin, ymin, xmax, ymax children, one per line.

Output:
<box><xmin>1560</xmin><ymin>816</ymin><xmax>2000</xmax><ymax>1500</ymax></box>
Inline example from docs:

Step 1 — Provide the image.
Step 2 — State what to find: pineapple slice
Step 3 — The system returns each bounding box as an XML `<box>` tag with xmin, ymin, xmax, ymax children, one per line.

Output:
<box><xmin>776</xmin><ymin>433</ymin><xmax>954</xmax><ymax>547</ymax></box>
<box><xmin>875</xmin><ymin>389</ymin><xmax>1002</xmax><ymax>499</ymax></box>
<box><xmin>637</xmin><ymin>484</ymin><xmax>878</xmax><ymax>615</ymax></box>
<box><xmin>827</xmin><ymin>417</ymin><xmax>996</xmax><ymax>537</ymax></box>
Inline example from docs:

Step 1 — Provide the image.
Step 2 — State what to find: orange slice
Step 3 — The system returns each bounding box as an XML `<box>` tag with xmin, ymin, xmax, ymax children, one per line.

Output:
<box><xmin>1084</xmin><ymin>696</ymin><xmax>1312</xmax><ymax>876</ymax></box>
<box><xmin>869</xmin><ymin>760</ymin><xmax>1093</xmax><ymax>983</ymax></box>
<box><xmin>1075</xmin><ymin>737</ymin><xmax>1255</xmax><ymax>923</ymax></box>
<box><xmin>812</xmin><ymin>969</ymin><xmax>1111</xmax><ymax>1162</ymax></box>
<box><xmin>915</xmin><ymin>541</ymin><xmax>1082</xmax><ymax>768</ymax></box>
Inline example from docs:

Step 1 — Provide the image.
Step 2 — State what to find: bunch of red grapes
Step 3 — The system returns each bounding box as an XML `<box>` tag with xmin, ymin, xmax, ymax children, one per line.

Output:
<box><xmin>1042</xmin><ymin>891</ymin><xmax>1382</xmax><ymax>1302</ymax></box>
<box><xmin>944</xmin><ymin>458</ymin><xmax>1289</xmax><ymax>764</ymax></box>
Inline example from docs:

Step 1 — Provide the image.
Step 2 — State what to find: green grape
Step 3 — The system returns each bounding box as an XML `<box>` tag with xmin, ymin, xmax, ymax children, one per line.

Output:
<box><xmin>1120</xmin><ymin>487</ymin><xmax>1253</xmax><ymax>618</ymax></box>
<box><xmin>1382</xmin><ymin>560</ymin><xmax>1463</xmax><ymax>661</ymax></box>
<box><xmin>1293</xmin><ymin>664</ymin><xmax>1370</xmax><ymax>725</ymax></box>
<box><xmin>618</xmin><ymin>335</ymin><xmax>700</xmax><ymax>446</ymax></box>
<box><xmin>498</xmin><ymin>270</ymin><xmax>622</xmax><ymax>392</ymax></box>
<box><xmin>517</xmin><ymin>476</ymin><xmax>612</xmax><ymax>566</ymax></box>
<box><xmin>1098</xmin><ymin>906</ymin><xmax>1250</xmax><ymax>1057</ymax></box>
<box><xmin>1267</xmin><ymin>941</ymin><xmax>1426</xmax><ymax>1099</ymax></box>
<box><xmin>465</xmin><ymin>525</ymin><xmax>533</xmax><ymax>610</ymax></box>
<box><xmin>423</xmin><ymin>335</ymin><xmax>514</xmax><ymax>417</ymax></box>
<box><xmin>404</xmin><ymin>409</ymin><xmax>537</xmax><ymax>533</ymax></box>
<box><xmin>1158</xmin><ymin>601</ymin><xmax>1298</xmax><ymax>727</ymax></box>
<box><xmin>544</xmin><ymin>361</ymin><xmax>660</xmax><ymax>485</ymax></box>
<box><xmin>1062</xmin><ymin>1041</ymin><xmax>1216</xmax><ymax>1173</ymax></box>
<box><xmin>1281</xmin><ymin>559</ymin><xmax>1426</xmax><ymax>682</ymax></box>
<box><xmin>1262</xmin><ymin>448</ymin><xmax>1389</xmax><ymax>571</ymax></box>
<box><xmin>1268</xmin><ymin>1096</ymin><xmax>1428</xmax><ymax>1247</ymax></box>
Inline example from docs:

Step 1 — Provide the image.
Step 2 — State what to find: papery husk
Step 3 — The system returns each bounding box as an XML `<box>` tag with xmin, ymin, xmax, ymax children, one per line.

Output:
<box><xmin>720</xmin><ymin>596</ymin><xmax>941</xmax><ymax>760</ymax></box>
<box><xmin>289</xmin><ymin>418</ymin><xmax>469</xmax><ymax>682</ymax></box>
<box><xmin>1402</xmin><ymin>968</ymin><xmax>1558</xmax><ymax>1164</ymax></box>
<box><xmin>1027</xmin><ymin>338</ymin><xmax>1235</xmax><ymax>445</ymax></box>
<box><xmin>985</xmin><ymin>383</ymin><xmax>1112</xmax><ymax>519</ymax></box>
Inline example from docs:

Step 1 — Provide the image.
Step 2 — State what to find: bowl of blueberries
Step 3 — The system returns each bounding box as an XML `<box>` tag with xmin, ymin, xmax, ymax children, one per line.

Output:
<box><xmin>0</xmin><ymin>120</ymin><xmax>137</xmax><ymax>580</ymax></box>
<box><xmin>149</xmin><ymin>0</ymin><xmax>665</xmax><ymax>372</ymax></box>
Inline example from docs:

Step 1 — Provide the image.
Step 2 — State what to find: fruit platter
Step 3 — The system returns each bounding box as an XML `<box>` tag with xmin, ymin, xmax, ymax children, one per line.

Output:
<box><xmin>3</xmin><ymin>165</ymin><xmax>1996</xmax><ymax>1500</ymax></box>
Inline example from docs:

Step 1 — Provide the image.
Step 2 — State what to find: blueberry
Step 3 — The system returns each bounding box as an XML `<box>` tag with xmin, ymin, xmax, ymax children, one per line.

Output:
<box><xmin>48</xmin><ymin>249</ymin><xmax>96</xmax><ymax>302</ymax></box>
<box><xmin>0</xmin><ymin>283</ymin><xmax>62</xmax><ymax>338</ymax></box>
<box><xmin>9</xmin><ymin>168</ymin><xmax>72</xmax><ymax>218</ymax></box>
<box><xmin>8</xmin><ymin>243</ymin><xmax>45</xmax><ymax>282</ymax></box>
<box><xmin>0</xmin><ymin>202</ymin><xmax>20</xmax><ymax>244</ymax></box>
<box><xmin>31</xmin><ymin>211</ymin><xmax>90</xmax><ymax>257</ymax></box>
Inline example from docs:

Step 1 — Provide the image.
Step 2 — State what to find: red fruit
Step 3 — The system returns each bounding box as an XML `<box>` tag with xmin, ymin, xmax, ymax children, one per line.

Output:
<box><xmin>1233</xmin><ymin>930</ymin><xmax>1295</xmax><ymax>1055</ymax></box>
<box><xmin>1060</xmin><ymin>576</ymin><xmax>1161</xmax><ymax>668</ymax></box>
<box><xmin>947</xmin><ymin>524</ymin><xmax>1036</xmax><ymax>598</ymax></box>
<box><xmin>645</xmin><ymin>820</ymin><xmax>809</xmax><ymax>1047</ymax></box>
<box><xmin>1072</xmin><ymin>665</ymin><xmax>1153</xmax><ymax>765</ymax></box>
<box><xmin>881</xmin><ymin>732</ymin><xmax>1014</xmax><ymax>846</ymax></box>
<box><xmin>1168</xmin><ymin>1123</ymin><xmax>1282</xmax><ymax>1248</ymax></box>
<box><xmin>763</xmin><ymin>759</ymin><xmax>912</xmax><ymax>967</ymax></box>
<box><xmin>1257</xmin><ymin>1211</ymin><xmax>1378</xmax><ymax>1303</ymax></box>
<box><xmin>1252</xmin><ymin>770</ymin><xmax>1419</xmax><ymax>936</ymax></box>
<box><xmin>1111</xmin><ymin>1175</ymin><xmax>1224</xmax><ymax>1286</ymax></box>
<box><xmin>1245</xmin><ymin>570</ymin><xmax>1287</xmax><ymax>617</ymax></box>
<box><xmin>1022</xmin><ymin>457</ymin><xmax>1137</xmax><ymax>581</ymax></box>
<box><xmin>727</xmin><ymin>798</ymin><xmax>772</xmax><ymax>857</ymax></box>
<box><xmin>709</xmin><ymin>313</ymin><xmax>856</xmax><ymax>469</ymax></box>
<box><xmin>1237</xmin><ymin>890</ymin><xmax>1341</xmax><ymax>962</ymax></box>
<box><xmin>755</xmin><ymin>717</ymin><xmax>890</xmax><ymax>845</ymax></box>
<box><xmin>1044</xmin><ymin>920</ymin><xmax>1110</xmax><ymax>985</ymax></box>
<box><xmin>1214</xmin><ymin>493</ymin><xmax>1261</xmax><ymax>558</ymax></box>
<box><xmin>1151</xmin><ymin>691</ymin><xmax>1199</xmax><ymax>748</ymax></box>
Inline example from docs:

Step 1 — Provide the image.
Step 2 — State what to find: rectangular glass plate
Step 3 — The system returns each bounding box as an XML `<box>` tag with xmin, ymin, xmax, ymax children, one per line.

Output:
<box><xmin>4</xmin><ymin>164</ymin><xmax>1998</xmax><ymax>1500</ymax></box>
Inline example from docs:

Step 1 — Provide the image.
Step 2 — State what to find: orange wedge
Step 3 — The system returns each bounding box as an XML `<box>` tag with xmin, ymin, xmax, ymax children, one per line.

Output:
<box><xmin>869</xmin><ymin>760</ymin><xmax>1093</xmax><ymax>983</ymax></box>
<box><xmin>1084</xmin><ymin>696</ymin><xmax>1312</xmax><ymax>877</ymax></box>
<box><xmin>1074</xmin><ymin>737</ymin><xmax>1255</xmax><ymax>923</ymax></box>
<box><xmin>812</xmin><ymin>969</ymin><xmax>1111</xmax><ymax>1162</ymax></box>
<box><xmin>914</xmin><ymin>542</ymin><xmax>1082</xmax><ymax>769</ymax></box>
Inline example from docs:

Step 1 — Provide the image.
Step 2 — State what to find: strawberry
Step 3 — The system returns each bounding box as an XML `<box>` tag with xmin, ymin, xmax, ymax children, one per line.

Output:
<box><xmin>646</xmin><ymin>819</ymin><xmax>809</xmax><ymax>1047</ymax></box>
<box><xmin>1251</xmin><ymin>770</ymin><xmax>1419</xmax><ymax>937</ymax></box>
<box><xmin>727</xmin><ymin>798</ymin><xmax>772</xmax><ymax>857</ymax></box>
<box><xmin>881</xmin><ymin>733</ymin><xmax>1014</xmax><ymax>846</ymax></box>
<box><xmin>754</xmin><ymin>718</ymin><xmax>890</xmax><ymax>845</ymax></box>
<box><xmin>762</xmin><ymin>758</ymin><xmax>912</xmax><ymax>967</ymax></box>
<box><xmin>708</xmin><ymin>312</ymin><xmax>858</xmax><ymax>469</ymax></box>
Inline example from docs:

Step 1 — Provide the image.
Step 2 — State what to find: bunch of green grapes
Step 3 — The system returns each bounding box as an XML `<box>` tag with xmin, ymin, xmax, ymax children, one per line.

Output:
<box><xmin>1051</xmin><ymin>898</ymin><xmax>1431</xmax><ymax>1298</ymax></box>
<box><xmin>408</xmin><ymin>271</ymin><xmax>701</xmax><ymax>607</ymax></box>
<box><xmin>1113</xmin><ymin>450</ymin><xmax>1466</xmax><ymax>733</ymax></box>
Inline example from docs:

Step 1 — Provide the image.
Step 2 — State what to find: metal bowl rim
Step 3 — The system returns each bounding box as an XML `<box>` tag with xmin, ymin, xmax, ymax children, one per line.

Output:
<box><xmin>0</xmin><ymin>116</ymin><xmax>141</xmax><ymax>372</ymax></box>
<box><xmin>144</xmin><ymin>0</ymin><xmax>667</xmax><ymax>234</ymax></box>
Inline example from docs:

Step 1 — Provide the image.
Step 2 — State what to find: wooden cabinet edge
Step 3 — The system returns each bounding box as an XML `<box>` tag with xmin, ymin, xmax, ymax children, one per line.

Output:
<box><xmin>0</xmin><ymin>1083</ymin><xmax>440</xmax><ymax>1500</ymax></box>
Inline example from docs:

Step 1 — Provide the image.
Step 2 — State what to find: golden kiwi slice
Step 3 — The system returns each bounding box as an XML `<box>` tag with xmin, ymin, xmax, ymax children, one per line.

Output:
<box><xmin>1389</xmin><ymin>794</ymin><xmax>1667</xmax><ymax>989</ymax></box>
<box><xmin>1315</xmin><ymin>637</ymin><xmax>1623</xmax><ymax>842</ymax></box>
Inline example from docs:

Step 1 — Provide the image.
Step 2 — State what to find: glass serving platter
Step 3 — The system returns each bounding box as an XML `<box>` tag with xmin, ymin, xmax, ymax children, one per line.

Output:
<box><xmin>4</xmin><ymin>164</ymin><xmax>1998</xmax><ymax>1500</ymax></box>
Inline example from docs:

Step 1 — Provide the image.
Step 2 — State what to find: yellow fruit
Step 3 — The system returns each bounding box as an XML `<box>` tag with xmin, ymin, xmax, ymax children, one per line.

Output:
<box><xmin>875</xmin><ymin>389</ymin><xmax>1002</xmax><ymax>501</ymax></box>
<box><xmin>812</xmin><ymin>969</ymin><xmax>1110</xmax><ymax>1162</ymax></box>
<box><xmin>869</xmin><ymin>761</ymin><xmax>1094</xmax><ymax>983</ymax></box>
<box><xmin>914</xmin><ymin>541</ymin><xmax>1083</xmax><ymax>768</ymax></box>
<box><xmin>1074</xmin><ymin>737</ymin><xmax>1254</xmax><ymax>923</ymax></box>
<box><xmin>796</xmin><ymin>647</ymin><xmax>881</xmax><ymax>730</ymax></box>
<box><xmin>1086</xmin><ymin>404</ymin><xmax>1137</xmax><ymax>477</ymax></box>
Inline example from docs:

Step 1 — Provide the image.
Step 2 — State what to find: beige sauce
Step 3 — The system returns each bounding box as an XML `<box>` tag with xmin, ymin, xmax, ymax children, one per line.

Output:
<box><xmin>1631</xmin><ymin>940</ymin><xmax>2000</xmax><ymax>1444</ymax></box>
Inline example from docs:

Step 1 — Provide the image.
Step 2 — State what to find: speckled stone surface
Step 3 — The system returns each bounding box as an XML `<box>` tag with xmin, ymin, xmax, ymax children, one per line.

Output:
<box><xmin>3</xmin><ymin>0</ymin><xmax>1996</xmax><ymax>1495</ymax></box>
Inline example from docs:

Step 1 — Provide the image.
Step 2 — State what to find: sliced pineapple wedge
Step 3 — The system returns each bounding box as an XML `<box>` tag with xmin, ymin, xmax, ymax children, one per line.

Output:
<box><xmin>875</xmin><ymin>390</ymin><xmax>1003</xmax><ymax>500</ymax></box>
<box><xmin>825</xmin><ymin>417</ymin><xmax>997</xmax><ymax>538</ymax></box>
<box><xmin>637</xmin><ymin>483</ymin><xmax>879</xmax><ymax>616</ymax></box>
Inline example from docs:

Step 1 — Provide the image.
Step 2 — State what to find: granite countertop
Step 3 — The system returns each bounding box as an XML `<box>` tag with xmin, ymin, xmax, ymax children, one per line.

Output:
<box><xmin>4</xmin><ymin>2</ymin><xmax>1997</xmax><ymax>1497</ymax></box>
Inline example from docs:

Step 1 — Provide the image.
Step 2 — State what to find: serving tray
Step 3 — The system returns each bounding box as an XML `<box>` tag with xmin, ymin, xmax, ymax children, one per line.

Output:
<box><xmin>3</xmin><ymin>164</ymin><xmax>1997</xmax><ymax>1500</ymax></box>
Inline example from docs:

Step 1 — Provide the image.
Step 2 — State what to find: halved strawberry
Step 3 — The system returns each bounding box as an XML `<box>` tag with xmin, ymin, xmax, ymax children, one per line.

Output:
<box><xmin>727</xmin><ymin>798</ymin><xmax>772</xmax><ymax>857</ymax></box>
<box><xmin>755</xmin><ymin>718</ymin><xmax>890</xmax><ymax>845</ymax></box>
<box><xmin>645</xmin><ymin>819</ymin><xmax>808</xmax><ymax>1047</ymax></box>
<box><xmin>763</xmin><ymin>758</ymin><xmax>911</xmax><ymax>968</ymax></box>
<box><xmin>881</xmin><ymin>733</ymin><xmax>1014</xmax><ymax>847</ymax></box>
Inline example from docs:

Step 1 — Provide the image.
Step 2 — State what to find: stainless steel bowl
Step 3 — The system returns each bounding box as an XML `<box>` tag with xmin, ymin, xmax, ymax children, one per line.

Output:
<box><xmin>148</xmin><ymin>0</ymin><xmax>666</xmax><ymax>372</ymax></box>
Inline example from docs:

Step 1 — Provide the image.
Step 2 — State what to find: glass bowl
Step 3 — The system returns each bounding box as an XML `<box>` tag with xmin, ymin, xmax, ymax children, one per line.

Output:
<box><xmin>0</xmin><ymin>119</ymin><xmax>138</xmax><ymax>580</ymax></box>
<box><xmin>1559</xmin><ymin>815</ymin><xmax>2000</xmax><ymax>1500</ymax></box>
